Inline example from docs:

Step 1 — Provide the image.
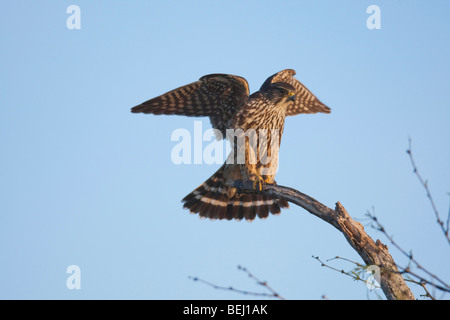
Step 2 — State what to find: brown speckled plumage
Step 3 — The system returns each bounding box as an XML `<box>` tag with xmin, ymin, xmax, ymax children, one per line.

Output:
<box><xmin>131</xmin><ymin>69</ymin><xmax>330</xmax><ymax>221</ymax></box>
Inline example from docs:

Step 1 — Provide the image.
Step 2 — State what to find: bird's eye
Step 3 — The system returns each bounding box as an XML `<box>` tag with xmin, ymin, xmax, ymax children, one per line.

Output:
<box><xmin>277</xmin><ymin>87</ymin><xmax>288</xmax><ymax>94</ymax></box>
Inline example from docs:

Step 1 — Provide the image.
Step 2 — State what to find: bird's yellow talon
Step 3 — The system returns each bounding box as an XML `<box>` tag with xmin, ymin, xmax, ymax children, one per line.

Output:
<box><xmin>252</xmin><ymin>177</ymin><xmax>264</xmax><ymax>191</ymax></box>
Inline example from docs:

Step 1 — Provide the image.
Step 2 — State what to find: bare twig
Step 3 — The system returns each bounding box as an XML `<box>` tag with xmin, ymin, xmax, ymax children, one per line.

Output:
<box><xmin>236</xmin><ymin>265</ymin><xmax>284</xmax><ymax>299</ymax></box>
<box><xmin>447</xmin><ymin>193</ymin><xmax>450</xmax><ymax>239</ymax></box>
<box><xmin>418</xmin><ymin>281</ymin><xmax>436</xmax><ymax>300</ymax></box>
<box><xmin>313</xmin><ymin>255</ymin><xmax>383</xmax><ymax>299</ymax></box>
<box><xmin>326</xmin><ymin>256</ymin><xmax>363</xmax><ymax>267</ymax></box>
<box><xmin>189</xmin><ymin>265</ymin><xmax>285</xmax><ymax>300</ymax></box>
<box><xmin>313</xmin><ymin>256</ymin><xmax>367</xmax><ymax>284</ymax></box>
<box><xmin>403</xmin><ymin>277</ymin><xmax>436</xmax><ymax>300</ymax></box>
<box><xmin>367</xmin><ymin>211</ymin><xmax>450</xmax><ymax>295</ymax></box>
<box><xmin>407</xmin><ymin>138</ymin><xmax>450</xmax><ymax>245</ymax></box>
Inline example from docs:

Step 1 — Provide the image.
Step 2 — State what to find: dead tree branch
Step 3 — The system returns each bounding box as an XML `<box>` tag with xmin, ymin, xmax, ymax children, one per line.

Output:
<box><xmin>234</xmin><ymin>180</ymin><xmax>416</xmax><ymax>300</ymax></box>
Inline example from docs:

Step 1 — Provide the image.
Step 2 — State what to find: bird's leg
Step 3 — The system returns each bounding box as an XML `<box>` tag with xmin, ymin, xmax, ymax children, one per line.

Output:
<box><xmin>239</xmin><ymin>164</ymin><xmax>265</xmax><ymax>191</ymax></box>
<box><xmin>252</xmin><ymin>175</ymin><xmax>265</xmax><ymax>192</ymax></box>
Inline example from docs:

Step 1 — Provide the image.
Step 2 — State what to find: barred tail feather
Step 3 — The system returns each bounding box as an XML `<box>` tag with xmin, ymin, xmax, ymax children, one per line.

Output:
<box><xmin>182</xmin><ymin>166</ymin><xmax>289</xmax><ymax>221</ymax></box>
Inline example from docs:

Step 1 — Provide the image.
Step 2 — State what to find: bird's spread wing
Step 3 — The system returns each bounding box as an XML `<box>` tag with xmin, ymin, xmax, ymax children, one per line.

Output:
<box><xmin>260</xmin><ymin>69</ymin><xmax>331</xmax><ymax>116</ymax></box>
<box><xmin>131</xmin><ymin>74</ymin><xmax>250</xmax><ymax>138</ymax></box>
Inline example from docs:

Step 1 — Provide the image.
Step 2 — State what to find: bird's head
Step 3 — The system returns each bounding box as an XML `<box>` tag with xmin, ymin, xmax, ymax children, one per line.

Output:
<box><xmin>265</xmin><ymin>82</ymin><xmax>296</xmax><ymax>106</ymax></box>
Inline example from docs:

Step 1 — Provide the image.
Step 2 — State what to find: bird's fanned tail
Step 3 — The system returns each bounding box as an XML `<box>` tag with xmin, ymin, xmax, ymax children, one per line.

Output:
<box><xmin>182</xmin><ymin>165</ymin><xmax>289</xmax><ymax>221</ymax></box>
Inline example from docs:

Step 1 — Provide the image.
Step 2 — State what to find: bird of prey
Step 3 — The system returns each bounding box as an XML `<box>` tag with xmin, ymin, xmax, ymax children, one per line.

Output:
<box><xmin>131</xmin><ymin>69</ymin><xmax>330</xmax><ymax>221</ymax></box>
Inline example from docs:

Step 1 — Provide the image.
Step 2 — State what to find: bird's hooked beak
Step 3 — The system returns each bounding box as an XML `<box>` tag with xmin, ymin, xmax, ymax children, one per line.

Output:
<box><xmin>288</xmin><ymin>92</ymin><xmax>296</xmax><ymax>102</ymax></box>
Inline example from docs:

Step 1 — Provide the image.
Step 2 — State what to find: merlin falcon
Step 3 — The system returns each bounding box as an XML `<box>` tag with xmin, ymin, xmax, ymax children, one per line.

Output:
<box><xmin>131</xmin><ymin>69</ymin><xmax>330</xmax><ymax>221</ymax></box>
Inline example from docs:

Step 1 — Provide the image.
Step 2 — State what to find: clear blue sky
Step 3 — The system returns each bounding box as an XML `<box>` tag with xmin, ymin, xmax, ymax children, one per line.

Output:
<box><xmin>1</xmin><ymin>0</ymin><xmax>449</xmax><ymax>300</ymax></box>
